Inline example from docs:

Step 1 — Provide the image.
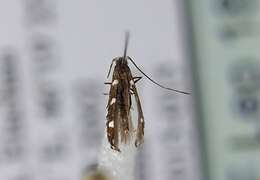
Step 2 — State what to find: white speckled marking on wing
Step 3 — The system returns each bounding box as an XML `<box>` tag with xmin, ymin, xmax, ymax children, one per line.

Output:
<box><xmin>110</xmin><ymin>98</ymin><xmax>116</xmax><ymax>105</ymax></box>
<box><xmin>112</xmin><ymin>79</ymin><xmax>119</xmax><ymax>86</ymax></box>
<box><xmin>108</xmin><ymin>121</ymin><xmax>114</xmax><ymax>127</ymax></box>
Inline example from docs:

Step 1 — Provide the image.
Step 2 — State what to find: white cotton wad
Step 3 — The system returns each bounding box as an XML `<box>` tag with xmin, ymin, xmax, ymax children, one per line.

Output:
<box><xmin>98</xmin><ymin>135</ymin><xmax>137</xmax><ymax>180</ymax></box>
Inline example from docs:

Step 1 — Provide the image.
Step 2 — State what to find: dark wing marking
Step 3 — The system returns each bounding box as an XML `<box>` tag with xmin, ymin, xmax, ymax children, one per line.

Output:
<box><xmin>117</xmin><ymin>77</ymin><xmax>132</xmax><ymax>145</ymax></box>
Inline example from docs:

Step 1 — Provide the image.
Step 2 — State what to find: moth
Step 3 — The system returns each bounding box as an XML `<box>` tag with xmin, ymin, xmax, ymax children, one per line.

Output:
<box><xmin>105</xmin><ymin>32</ymin><xmax>190</xmax><ymax>152</ymax></box>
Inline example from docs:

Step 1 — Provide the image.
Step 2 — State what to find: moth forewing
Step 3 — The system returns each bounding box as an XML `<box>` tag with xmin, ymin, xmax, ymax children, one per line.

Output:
<box><xmin>128</xmin><ymin>74</ymin><xmax>145</xmax><ymax>147</ymax></box>
<box><xmin>106</xmin><ymin>82</ymin><xmax>120</xmax><ymax>151</ymax></box>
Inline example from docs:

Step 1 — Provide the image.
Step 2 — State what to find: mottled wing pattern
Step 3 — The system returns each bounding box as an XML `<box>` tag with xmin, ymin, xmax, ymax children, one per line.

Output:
<box><xmin>106</xmin><ymin>63</ymin><xmax>133</xmax><ymax>151</ymax></box>
<box><xmin>106</xmin><ymin>72</ymin><xmax>120</xmax><ymax>151</ymax></box>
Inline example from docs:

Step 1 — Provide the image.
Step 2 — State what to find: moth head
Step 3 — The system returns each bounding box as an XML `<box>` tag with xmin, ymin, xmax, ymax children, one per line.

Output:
<box><xmin>117</xmin><ymin>57</ymin><xmax>128</xmax><ymax>65</ymax></box>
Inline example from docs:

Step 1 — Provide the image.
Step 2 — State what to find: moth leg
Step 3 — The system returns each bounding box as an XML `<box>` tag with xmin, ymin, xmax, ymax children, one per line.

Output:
<box><xmin>104</xmin><ymin>82</ymin><xmax>112</xmax><ymax>85</ymax></box>
<box><xmin>129</xmin><ymin>88</ymin><xmax>134</xmax><ymax>95</ymax></box>
<box><xmin>133</xmin><ymin>76</ymin><xmax>142</xmax><ymax>84</ymax></box>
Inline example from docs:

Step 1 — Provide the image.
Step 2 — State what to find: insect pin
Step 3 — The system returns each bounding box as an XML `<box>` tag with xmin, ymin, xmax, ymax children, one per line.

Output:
<box><xmin>105</xmin><ymin>32</ymin><xmax>190</xmax><ymax>152</ymax></box>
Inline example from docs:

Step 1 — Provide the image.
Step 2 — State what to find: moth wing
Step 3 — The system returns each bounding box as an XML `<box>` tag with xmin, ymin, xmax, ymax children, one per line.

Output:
<box><xmin>106</xmin><ymin>79</ymin><xmax>120</xmax><ymax>151</ymax></box>
<box><xmin>129</xmin><ymin>77</ymin><xmax>145</xmax><ymax>147</ymax></box>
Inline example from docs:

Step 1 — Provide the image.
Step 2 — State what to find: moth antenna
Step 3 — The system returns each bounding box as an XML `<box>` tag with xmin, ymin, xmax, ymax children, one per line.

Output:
<box><xmin>107</xmin><ymin>32</ymin><xmax>130</xmax><ymax>78</ymax></box>
<box><xmin>127</xmin><ymin>56</ymin><xmax>191</xmax><ymax>95</ymax></box>
<box><xmin>123</xmin><ymin>31</ymin><xmax>130</xmax><ymax>60</ymax></box>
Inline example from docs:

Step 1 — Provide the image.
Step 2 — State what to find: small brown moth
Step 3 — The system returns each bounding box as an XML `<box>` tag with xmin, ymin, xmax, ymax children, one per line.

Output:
<box><xmin>105</xmin><ymin>32</ymin><xmax>190</xmax><ymax>152</ymax></box>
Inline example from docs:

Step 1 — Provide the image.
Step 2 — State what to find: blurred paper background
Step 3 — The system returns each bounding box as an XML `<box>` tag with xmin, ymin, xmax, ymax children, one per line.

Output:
<box><xmin>188</xmin><ymin>0</ymin><xmax>260</xmax><ymax>180</ymax></box>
